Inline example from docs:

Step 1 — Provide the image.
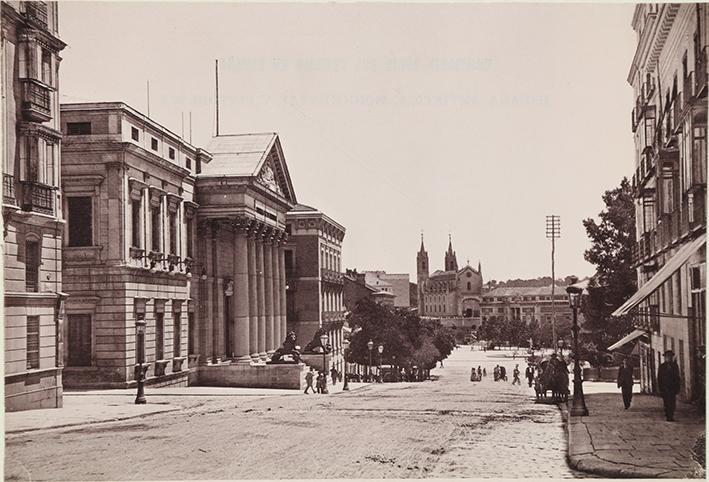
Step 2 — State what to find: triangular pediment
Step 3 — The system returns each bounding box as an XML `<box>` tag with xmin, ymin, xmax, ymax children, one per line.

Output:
<box><xmin>254</xmin><ymin>135</ymin><xmax>297</xmax><ymax>204</ymax></box>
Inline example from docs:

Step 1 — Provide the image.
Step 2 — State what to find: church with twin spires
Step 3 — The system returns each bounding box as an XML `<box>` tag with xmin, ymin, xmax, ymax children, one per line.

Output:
<box><xmin>416</xmin><ymin>235</ymin><xmax>484</xmax><ymax>327</ymax></box>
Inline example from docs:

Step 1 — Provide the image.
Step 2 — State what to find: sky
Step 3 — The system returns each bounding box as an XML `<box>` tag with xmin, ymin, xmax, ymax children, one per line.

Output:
<box><xmin>59</xmin><ymin>2</ymin><xmax>638</xmax><ymax>283</ymax></box>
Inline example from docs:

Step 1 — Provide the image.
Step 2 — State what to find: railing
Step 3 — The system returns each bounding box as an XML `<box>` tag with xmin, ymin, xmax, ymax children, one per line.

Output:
<box><xmin>3</xmin><ymin>173</ymin><xmax>16</xmax><ymax>205</ymax></box>
<box><xmin>21</xmin><ymin>80</ymin><xmax>51</xmax><ymax>122</ymax></box>
<box><xmin>320</xmin><ymin>268</ymin><xmax>344</xmax><ymax>285</ymax></box>
<box><xmin>21</xmin><ymin>180</ymin><xmax>54</xmax><ymax>215</ymax></box>
<box><xmin>24</xmin><ymin>1</ymin><xmax>48</xmax><ymax>27</ymax></box>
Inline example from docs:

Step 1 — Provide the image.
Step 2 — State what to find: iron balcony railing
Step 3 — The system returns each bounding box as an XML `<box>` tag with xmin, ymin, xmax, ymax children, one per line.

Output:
<box><xmin>320</xmin><ymin>268</ymin><xmax>344</xmax><ymax>285</ymax></box>
<box><xmin>24</xmin><ymin>1</ymin><xmax>48</xmax><ymax>27</ymax></box>
<box><xmin>3</xmin><ymin>173</ymin><xmax>16</xmax><ymax>205</ymax></box>
<box><xmin>21</xmin><ymin>180</ymin><xmax>54</xmax><ymax>215</ymax></box>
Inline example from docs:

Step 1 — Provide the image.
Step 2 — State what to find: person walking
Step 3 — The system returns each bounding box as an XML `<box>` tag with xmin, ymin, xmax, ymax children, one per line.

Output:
<box><xmin>304</xmin><ymin>368</ymin><xmax>315</xmax><ymax>394</ymax></box>
<box><xmin>330</xmin><ymin>365</ymin><xmax>338</xmax><ymax>386</ymax></box>
<box><xmin>483</xmin><ymin>367</ymin><xmax>487</xmax><ymax>377</ymax></box>
<box><xmin>512</xmin><ymin>364</ymin><xmax>521</xmax><ymax>385</ymax></box>
<box><xmin>500</xmin><ymin>365</ymin><xmax>507</xmax><ymax>381</ymax></box>
<box><xmin>525</xmin><ymin>364</ymin><xmax>535</xmax><ymax>387</ymax></box>
<box><xmin>617</xmin><ymin>358</ymin><xmax>634</xmax><ymax>409</ymax></box>
<box><xmin>658</xmin><ymin>350</ymin><xmax>681</xmax><ymax>421</ymax></box>
<box><xmin>477</xmin><ymin>366</ymin><xmax>482</xmax><ymax>379</ymax></box>
<box><xmin>493</xmin><ymin>365</ymin><xmax>500</xmax><ymax>381</ymax></box>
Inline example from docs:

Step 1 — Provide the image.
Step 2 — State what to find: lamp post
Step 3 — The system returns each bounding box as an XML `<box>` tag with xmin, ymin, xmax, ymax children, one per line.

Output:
<box><xmin>566</xmin><ymin>279</ymin><xmax>588</xmax><ymax>416</ymax></box>
<box><xmin>135</xmin><ymin>318</ymin><xmax>147</xmax><ymax>404</ymax></box>
<box><xmin>367</xmin><ymin>339</ymin><xmax>374</xmax><ymax>382</ymax></box>
<box><xmin>320</xmin><ymin>333</ymin><xmax>329</xmax><ymax>394</ymax></box>
<box><xmin>342</xmin><ymin>338</ymin><xmax>350</xmax><ymax>391</ymax></box>
<box><xmin>377</xmin><ymin>344</ymin><xmax>384</xmax><ymax>383</ymax></box>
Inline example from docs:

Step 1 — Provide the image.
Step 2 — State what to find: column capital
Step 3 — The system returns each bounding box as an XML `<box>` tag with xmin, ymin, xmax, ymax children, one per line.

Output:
<box><xmin>231</xmin><ymin>215</ymin><xmax>255</xmax><ymax>235</ymax></box>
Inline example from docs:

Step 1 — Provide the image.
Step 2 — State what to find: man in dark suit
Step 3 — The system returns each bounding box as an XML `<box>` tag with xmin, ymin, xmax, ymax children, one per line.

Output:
<box><xmin>525</xmin><ymin>364</ymin><xmax>535</xmax><ymax>387</ymax></box>
<box><xmin>657</xmin><ymin>350</ymin><xmax>681</xmax><ymax>421</ymax></box>
<box><xmin>616</xmin><ymin>358</ymin><xmax>634</xmax><ymax>409</ymax></box>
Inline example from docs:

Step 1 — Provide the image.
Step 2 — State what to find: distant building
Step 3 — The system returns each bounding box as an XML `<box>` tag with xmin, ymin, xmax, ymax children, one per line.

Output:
<box><xmin>612</xmin><ymin>4</ymin><xmax>707</xmax><ymax>403</ymax></box>
<box><xmin>284</xmin><ymin>203</ymin><xmax>346</xmax><ymax>372</ymax></box>
<box><xmin>361</xmin><ymin>271</ymin><xmax>410</xmax><ymax>307</ymax></box>
<box><xmin>2</xmin><ymin>0</ymin><xmax>67</xmax><ymax>411</ymax></box>
<box><xmin>480</xmin><ymin>285</ymin><xmax>573</xmax><ymax>326</ymax></box>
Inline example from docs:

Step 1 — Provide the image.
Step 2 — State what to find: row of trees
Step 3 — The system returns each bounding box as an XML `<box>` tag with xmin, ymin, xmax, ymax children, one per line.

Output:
<box><xmin>476</xmin><ymin>317</ymin><xmax>573</xmax><ymax>349</ymax></box>
<box><xmin>346</xmin><ymin>298</ymin><xmax>456</xmax><ymax>372</ymax></box>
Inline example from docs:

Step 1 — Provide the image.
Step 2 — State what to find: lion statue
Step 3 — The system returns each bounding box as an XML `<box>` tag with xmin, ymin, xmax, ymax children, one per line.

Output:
<box><xmin>269</xmin><ymin>331</ymin><xmax>301</xmax><ymax>364</ymax></box>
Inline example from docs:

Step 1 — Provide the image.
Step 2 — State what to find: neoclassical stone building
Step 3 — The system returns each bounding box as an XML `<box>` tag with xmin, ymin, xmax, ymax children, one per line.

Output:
<box><xmin>416</xmin><ymin>235</ymin><xmax>483</xmax><ymax>333</ymax></box>
<box><xmin>2</xmin><ymin>0</ymin><xmax>66</xmax><ymax>411</ymax></box>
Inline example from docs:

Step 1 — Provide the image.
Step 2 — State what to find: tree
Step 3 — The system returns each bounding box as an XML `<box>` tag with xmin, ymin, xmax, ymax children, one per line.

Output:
<box><xmin>581</xmin><ymin>177</ymin><xmax>637</xmax><ymax>361</ymax></box>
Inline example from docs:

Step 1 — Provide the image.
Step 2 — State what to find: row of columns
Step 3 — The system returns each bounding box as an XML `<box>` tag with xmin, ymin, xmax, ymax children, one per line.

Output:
<box><xmin>232</xmin><ymin>219</ymin><xmax>287</xmax><ymax>364</ymax></box>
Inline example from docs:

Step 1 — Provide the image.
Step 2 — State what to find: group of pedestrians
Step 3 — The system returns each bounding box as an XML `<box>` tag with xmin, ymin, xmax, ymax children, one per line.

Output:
<box><xmin>617</xmin><ymin>350</ymin><xmax>681</xmax><ymax>422</ymax></box>
<box><xmin>304</xmin><ymin>366</ymin><xmax>341</xmax><ymax>395</ymax></box>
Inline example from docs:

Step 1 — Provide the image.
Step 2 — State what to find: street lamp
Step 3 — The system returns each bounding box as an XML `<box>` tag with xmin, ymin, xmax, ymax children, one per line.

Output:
<box><xmin>135</xmin><ymin>318</ymin><xmax>147</xmax><ymax>404</ymax></box>
<box><xmin>566</xmin><ymin>278</ymin><xmax>588</xmax><ymax>416</ymax></box>
<box><xmin>320</xmin><ymin>333</ymin><xmax>329</xmax><ymax>394</ymax></box>
<box><xmin>342</xmin><ymin>338</ymin><xmax>350</xmax><ymax>391</ymax></box>
<box><xmin>367</xmin><ymin>339</ymin><xmax>374</xmax><ymax>382</ymax></box>
<box><xmin>377</xmin><ymin>344</ymin><xmax>384</xmax><ymax>383</ymax></box>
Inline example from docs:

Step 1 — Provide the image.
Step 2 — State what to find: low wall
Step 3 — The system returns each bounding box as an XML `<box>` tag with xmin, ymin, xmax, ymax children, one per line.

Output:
<box><xmin>583</xmin><ymin>366</ymin><xmax>642</xmax><ymax>382</ymax></box>
<box><xmin>5</xmin><ymin>368</ymin><xmax>63</xmax><ymax>412</ymax></box>
<box><xmin>192</xmin><ymin>363</ymin><xmax>306</xmax><ymax>390</ymax></box>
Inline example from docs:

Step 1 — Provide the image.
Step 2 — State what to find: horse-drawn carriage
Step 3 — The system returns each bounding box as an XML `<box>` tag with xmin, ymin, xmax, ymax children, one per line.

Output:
<box><xmin>533</xmin><ymin>355</ymin><xmax>569</xmax><ymax>402</ymax></box>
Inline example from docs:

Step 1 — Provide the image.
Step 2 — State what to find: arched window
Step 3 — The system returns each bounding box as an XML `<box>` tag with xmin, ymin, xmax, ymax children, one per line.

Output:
<box><xmin>467</xmin><ymin>281</ymin><xmax>471</xmax><ymax>291</ymax></box>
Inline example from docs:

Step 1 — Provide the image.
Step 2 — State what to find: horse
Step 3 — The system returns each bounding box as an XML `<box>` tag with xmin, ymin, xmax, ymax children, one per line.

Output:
<box><xmin>535</xmin><ymin>359</ymin><xmax>569</xmax><ymax>402</ymax></box>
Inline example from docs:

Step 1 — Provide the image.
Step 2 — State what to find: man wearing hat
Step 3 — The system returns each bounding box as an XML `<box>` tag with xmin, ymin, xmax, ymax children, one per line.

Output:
<box><xmin>657</xmin><ymin>350</ymin><xmax>681</xmax><ymax>421</ymax></box>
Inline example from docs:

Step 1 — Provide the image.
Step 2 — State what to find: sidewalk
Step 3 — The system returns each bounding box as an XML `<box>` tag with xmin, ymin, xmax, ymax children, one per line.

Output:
<box><xmin>566</xmin><ymin>392</ymin><xmax>705</xmax><ymax>478</ymax></box>
<box><xmin>5</xmin><ymin>381</ymin><xmax>370</xmax><ymax>434</ymax></box>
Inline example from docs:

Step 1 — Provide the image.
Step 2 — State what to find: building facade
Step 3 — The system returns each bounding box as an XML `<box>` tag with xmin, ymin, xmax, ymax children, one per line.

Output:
<box><xmin>416</xmin><ymin>236</ymin><xmax>483</xmax><ymax>323</ymax></box>
<box><xmin>480</xmin><ymin>285</ymin><xmax>573</xmax><ymax>326</ymax></box>
<box><xmin>360</xmin><ymin>271</ymin><xmax>410</xmax><ymax>307</ymax></box>
<box><xmin>60</xmin><ymin>102</ymin><xmax>210</xmax><ymax>388</ymax></box>
<box><xmin>284</xmin><ymin>203</ymin><xmax>346</xmax><ymax>372</ymax></box>
<box><xmin>2</xmin><ymin>0</ymin><xmax>66</xmax><ymax>411</ymax></box>
<box><xmin>613</xmin><ymin>4</ymin><xmax>706</xmax><ymax>403</ymax></box>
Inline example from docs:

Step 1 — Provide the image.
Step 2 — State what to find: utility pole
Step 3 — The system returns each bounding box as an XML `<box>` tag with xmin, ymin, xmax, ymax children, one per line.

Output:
<box><xmin>215</xmin><ymin>59</ymin><xmax>220</xmax><ymax>136</ymax></box>
<box><xmin>546</xmin><ymin>215</ymin><xmax>560</xmax><ymax>352</ymax></box>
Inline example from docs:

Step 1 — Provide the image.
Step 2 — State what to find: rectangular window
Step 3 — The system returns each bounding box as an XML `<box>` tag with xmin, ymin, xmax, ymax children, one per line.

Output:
<box><xmin>661</xmin><ymin>167</ymin><xmax>675</xmax><ymax>214</ymax></box>
<box><xmin>168</xmin><ymin>147</ymin><xmax>175</xmax><ymax>160</ymax></box>
<box><xmin>67</xmin><ymin>314</ymin><xmax>92</xmax><ymax>366</ymax></box>
<box><xmin>186</xmin><ymin>157</ymin><xmax>192</xmax><ymax>170</ymax></box>
<box><xmin>66</xmin><ymin>122</ymin><xmax>91</xmax><ymax>135</ymax></box>
<box><xmin>169</xmin><ymin>212</ymin><xmax>177</xmax><ymax>255</ymax></box>
<box><xmin>693</xmin><ymin>126</ymin><xmax>707</xmax><ymax>185</ymax></box>
<box><xmin>132</xmin><ymin>198</ymin><xmax>142</xmax><ymax>248</ymax></box>
<box><xmin>185</xmin><ymin>219</ymin><xmax>193</xmax><ymax>258</ymax></box>
<box><xmin>188</xmin><ymin>312</ymin><xmax>195</xmax><ymax>356</ymax></box>
<box><xmin>156</xmin><ymin>313</ymin><xmax>164</xmax><ymax>360</ymax></box>
<box><xmin>196</xmin><ymin>157</ymin><xmax>202</xmax><ymax>174</ymax></box>
<box><xmin>68</xmin><ymin>197</ymin><xmax>93</xmax><ymax>246</ymax></box>
<box><xmin>151</xmin><ymin>207</ymin><xmax>161</xmax><ymax>252</ymax></box>
<box><xmin>131</xmin><ymin>127</ymin><xmax>140</xmax><ymax>142</ymax></box>
<box><xmin>173</xmin><ymin>313</ymin><xmax>181</xmax><ymax>357</ymax></box>
<box><xmin>26</xmin><ymin>316</ymin><xmax>40</xmax><ymax>370</ymax></box>
<box><xmin>151</xmin><ymin>137</ymin><xmax>158</xmax><ymax>151</ymax></box>
<box><xmin>25</xmin><ymin>239</ymin><xmax>39</xmax><ymax>292</ymax></box>
<box><xmin>41</xmin><ymin>49</ymin><xmax>51</xmax><ymax>86</ymax></box>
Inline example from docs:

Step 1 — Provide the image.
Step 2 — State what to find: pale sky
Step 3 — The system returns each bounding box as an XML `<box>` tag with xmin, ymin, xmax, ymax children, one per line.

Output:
<box><xmin>59</xmin><ymin>2</ymin><xmax>637</xmax><ymax>283</ymax></box>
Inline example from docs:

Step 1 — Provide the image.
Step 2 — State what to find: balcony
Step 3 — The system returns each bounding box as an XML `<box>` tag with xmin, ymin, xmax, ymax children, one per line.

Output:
<box><xmin>322</xmin><ymin>311</ymin><xmax>346</xmax><ymax>323</ymax></box>
<box><xmin>3</xmin><ymin>174</ymin><xmax>16</xmax><ymax>205</ymax></box>
<box><xmin>320</xmin><ymin>268</ymin><xmax>344</xmax><ymax>285</ymax></box>
<box><xmin>20</xmin><ymin>180</ymin><xmax>54</xmax><ymax>215</ymax></box>
<box><xmin>21</xmin><ymin>79</ymin><xmax>51</xmax><ymax>123</ymax></box>
<box><xmin>23</xmin><ymin>1</ymin><xmax>48</xmax><ymax>27</ymax></box>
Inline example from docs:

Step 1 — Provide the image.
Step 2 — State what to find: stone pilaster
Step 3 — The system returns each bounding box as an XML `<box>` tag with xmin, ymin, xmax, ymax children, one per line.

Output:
<box><xmin>247</xmin><ymin>235</ymin><xmax>259</xmax><ymax>362</ymax></box>
<box><xmin>263</xmin><ymin>233</ymin><xmax>274</xmax><ymax>354</ymax></box>
<box><xmin>279</xmin><ymin>243</ymin><xmax>287</xmax><ymax>344</ymax></box>
<box><xmin>232</xmin><ymin>221</ymin><xmax>251</xmax><ymax>364</ymax></box>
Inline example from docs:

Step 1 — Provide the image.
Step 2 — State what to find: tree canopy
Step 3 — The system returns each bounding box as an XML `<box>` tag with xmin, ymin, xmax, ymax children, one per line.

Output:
<box><xmin>581</xmin><ymin>177</ymin><xmax>637</xmax><ymax>363</ymax></box>
<box><xmin>346</xmin><ymin>298</ymin><xmax>455</xmax><ymax>370</ymax></box>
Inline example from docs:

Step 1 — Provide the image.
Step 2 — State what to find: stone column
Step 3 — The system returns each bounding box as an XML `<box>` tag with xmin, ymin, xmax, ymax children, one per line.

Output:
<box><xmin>264</xmin><ymin>237</ymin><xmax>274</xmax><ymax>354</ymax></box>
<box><xmin>247</xmin><ymin>236</ymin><xmax>259</xmax><ymax>362</ymax></box>
<box><xmin>210</xmin><ymin>221</ymin><xmax>219</xmax><ymax>363</ymax></box>
<box><xmin>278</xmin><ymin>244</ymin><xmax>287</xmax><ymax>345</ymax></box>
<box><xmin>271</xmin><ymin>241</ymin><xmax>282</xmax><ymax>350</ymax></box>
<box><xmin>232</xmin><ymin>229</ymin><xmax>251</xmax><ymax>364</ymax></box>
<box><xmin>257</xmin><ymin>238</ymin><xmax>267</xmax><ymax>361</ymax></box>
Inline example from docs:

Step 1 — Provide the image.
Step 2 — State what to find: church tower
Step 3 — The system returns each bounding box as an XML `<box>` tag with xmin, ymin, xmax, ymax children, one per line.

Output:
<box><xmin>445</xmin><ymin>234</ymin><xmax>459</xmax><ymax>272</ymax></box>
<box><xmin>417</xmin><ymin>234</ymin><xmax>429</xmax><ymax>313</ymax></box>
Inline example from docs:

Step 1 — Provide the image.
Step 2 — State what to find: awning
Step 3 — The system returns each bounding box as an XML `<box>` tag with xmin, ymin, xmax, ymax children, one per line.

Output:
<box><xmin>612</xmin><ymin>233</ymin><xmax>706</xmax><ymax>316</ymax></box>
<box><xmin>607</xmin><ymin>329</ymin><xmax>648</xmax><ymax>351</ymax></box>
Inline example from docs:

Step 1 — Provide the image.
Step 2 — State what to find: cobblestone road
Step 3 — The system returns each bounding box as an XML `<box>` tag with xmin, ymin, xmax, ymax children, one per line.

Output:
<box><xmin>5</xmin><ymin>347</ymin><xmax>588</xmax><ymax>480</ymax></box>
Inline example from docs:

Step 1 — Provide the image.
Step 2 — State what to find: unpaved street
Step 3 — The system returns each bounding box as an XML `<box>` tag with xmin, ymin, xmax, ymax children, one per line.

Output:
<box><xmin>6</xmin><ymin>348</ymin><xmax>586</xmax><ymax>480</ymax></box>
